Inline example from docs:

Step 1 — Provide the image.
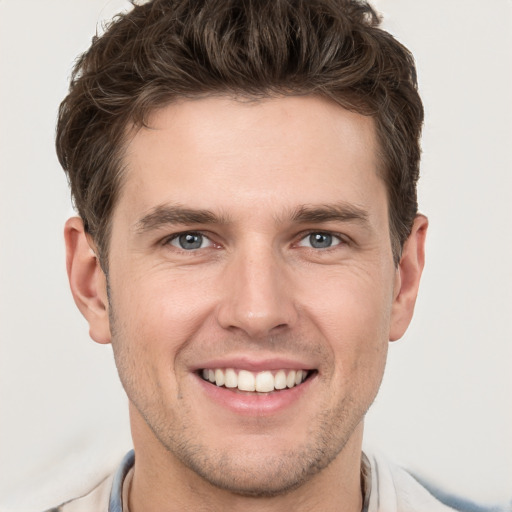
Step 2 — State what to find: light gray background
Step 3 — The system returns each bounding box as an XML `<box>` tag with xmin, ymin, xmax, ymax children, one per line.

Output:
<box><xmin>1</xmin><ymin>0</ymin><xmax>511</xmax><ymax>510</ymax></box>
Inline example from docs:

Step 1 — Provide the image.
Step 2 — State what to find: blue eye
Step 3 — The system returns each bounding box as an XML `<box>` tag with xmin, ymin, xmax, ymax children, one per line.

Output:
<box><xmin>298</xmin><ymin>232</ymin><xmax>342</xmax><ymax>249</ymax></box>
<box><xmin>169</xmin><ymin>232</ymin><xmax>211</xmax><ymax>250</ymax></box>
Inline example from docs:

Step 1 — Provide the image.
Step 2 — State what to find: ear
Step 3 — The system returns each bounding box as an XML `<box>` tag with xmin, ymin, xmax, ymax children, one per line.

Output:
<box><xmin>389</xmin><ymin>214</ymin><xmax>428</xmax><ymax>342</ymax></box>
<box><xmin>64</xmin><ymin>217</ymin><xmax>111</xmax><ymax>344</ymax></box>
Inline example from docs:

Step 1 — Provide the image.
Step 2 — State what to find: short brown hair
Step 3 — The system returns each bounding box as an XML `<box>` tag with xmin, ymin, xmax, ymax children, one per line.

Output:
<box><xmin>56</xmin><ymin>0</ymin><xmax>423</xmax><ymax>266</ymax></box>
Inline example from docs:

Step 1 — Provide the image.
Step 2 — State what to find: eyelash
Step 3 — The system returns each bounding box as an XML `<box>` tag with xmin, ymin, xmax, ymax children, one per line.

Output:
<box><xmin>162</xmin><ymin>230</ymin><xmax>348</xmax><ymax>252</ymax></box>
<box><xmin>163</xmin><ymin>231</ymin><xmax>216</xmax><ymax>251</ymax></box>
<box><xmin>295</xmin><ymin>230</ymin><xmax>347</xmax><ymax>250</ymax></box>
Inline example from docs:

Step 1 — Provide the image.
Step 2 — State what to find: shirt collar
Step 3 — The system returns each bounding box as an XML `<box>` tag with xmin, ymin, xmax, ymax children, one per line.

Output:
<box><xmin>109</xmin><ymin>450</ymin><xmax>135</xmax><ymax>512</ymax></box>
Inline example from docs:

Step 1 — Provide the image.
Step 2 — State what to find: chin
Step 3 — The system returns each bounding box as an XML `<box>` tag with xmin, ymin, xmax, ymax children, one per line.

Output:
<box><xmin>153</xmin><ymin>405</ymin><xmax>363</xmax><ymax>498</ymax></box>
<box><xmin>176</xmin><ymin>446</ymin><xmax>331</xmax><ymax>497</ymax></box>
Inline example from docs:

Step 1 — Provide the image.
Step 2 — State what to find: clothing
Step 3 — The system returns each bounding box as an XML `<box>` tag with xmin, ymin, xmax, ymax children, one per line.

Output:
<box><xmin>44</xmin><ymin>450</ymin><xmax>466</xmax><ymax>512</ymax></box>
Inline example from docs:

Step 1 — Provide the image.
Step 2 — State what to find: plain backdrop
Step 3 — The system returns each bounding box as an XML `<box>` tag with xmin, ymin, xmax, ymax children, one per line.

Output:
<box><xmin>0</xmin><ymin>0</ymin><xmax>511</xmax><ymax>510</ymax></box>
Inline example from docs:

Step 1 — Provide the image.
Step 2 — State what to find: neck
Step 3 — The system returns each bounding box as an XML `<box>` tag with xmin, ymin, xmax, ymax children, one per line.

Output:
<box><xmin>128</xmin><ymin>407</ymin><xmax>365</xmax><ymax>512</ymax></box>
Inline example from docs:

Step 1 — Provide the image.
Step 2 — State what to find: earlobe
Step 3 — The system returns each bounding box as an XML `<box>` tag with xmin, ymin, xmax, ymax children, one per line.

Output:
<box><xmin>389</xmin><ymin>214</ymin><xmax>428</xmax><ymax>342</ymax></box>
<box><xmin>64</xmin><ymin>217</ymin><xmax>111</xmax><ymax>344</ymax></box>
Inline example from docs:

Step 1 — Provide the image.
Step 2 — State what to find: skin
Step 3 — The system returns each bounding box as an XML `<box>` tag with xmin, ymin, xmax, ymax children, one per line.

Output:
<box><xmin>65</xmin><ymin>95</ymin><xmax>427</xmax><ymax>512</ymax></box>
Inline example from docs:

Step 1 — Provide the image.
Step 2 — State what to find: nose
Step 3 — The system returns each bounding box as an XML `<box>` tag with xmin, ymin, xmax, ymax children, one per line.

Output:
<box><xmin>216</xmin><ymin>244</ymin><xmax>298</xmax><ymax>338</ymax></box>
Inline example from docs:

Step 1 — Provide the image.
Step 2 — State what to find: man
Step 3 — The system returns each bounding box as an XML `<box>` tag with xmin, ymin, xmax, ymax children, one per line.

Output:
<box><xmin>51</xmin><ymin>0</ymin><xmax>455</xmax><ymax>510</ymax></box>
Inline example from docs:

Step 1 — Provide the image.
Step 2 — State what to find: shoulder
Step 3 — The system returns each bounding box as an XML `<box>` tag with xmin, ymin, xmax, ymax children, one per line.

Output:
<box><xmin>43</xmin><ymin>472</ymin><xmax>114</xmax><ymax>512</ymax></box>
<box><xmin>41</xmin><ymin>450</ymin><xmax>134</xmax><ymax>512</ymax></box>
<box><xmin>365</xmin><ymin>451</ymin><xmax>458</xmax><ymax>512</ymax></box>
<box><xmin>0</xmin><ymin>444</ymin><xmax>132</xmax><ymax>512</ymax></box>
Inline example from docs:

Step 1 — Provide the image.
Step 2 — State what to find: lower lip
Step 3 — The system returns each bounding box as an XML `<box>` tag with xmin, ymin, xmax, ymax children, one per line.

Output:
<box><xmin>194</xmin><ymin>373</ymin><xmax>316</xmax><ymax>416</ymax></box>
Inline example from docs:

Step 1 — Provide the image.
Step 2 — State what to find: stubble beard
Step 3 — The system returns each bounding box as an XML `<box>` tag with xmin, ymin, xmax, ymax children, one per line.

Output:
<box><xmin>107</xmin><ymin>291</ymin><xmax>380</xmax><ymax>498</ymax></box>
<box><xmin>130</xmin><ymin>380</ymin><xmax>368</xmax><ymax>498</ymax></box>
<box><xmin>115</xmin><ymin>342</ymin><xmax>371</xmax><ymax>498</ymax></box>
<box><xmin>157</xmin><ymin>399</ymin><xmax>366</xmax><ymax>498</ymax></box>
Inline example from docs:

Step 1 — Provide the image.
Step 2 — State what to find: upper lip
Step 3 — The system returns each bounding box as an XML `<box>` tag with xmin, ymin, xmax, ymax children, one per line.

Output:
<box><xmin>191</xmin><ymin>355</ymin><xmax>317</xmax><ymax>373</ymax></box>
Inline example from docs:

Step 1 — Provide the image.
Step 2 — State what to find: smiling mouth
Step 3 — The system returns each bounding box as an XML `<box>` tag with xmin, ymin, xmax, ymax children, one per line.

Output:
<box><xmin>199</xmin><ymin>368</ymin><xmax>314</xmax><ymax>393</ymax></box>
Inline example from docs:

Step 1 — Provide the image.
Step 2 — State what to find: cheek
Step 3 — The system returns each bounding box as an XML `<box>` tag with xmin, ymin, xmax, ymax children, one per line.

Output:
<box><xmin>108</xmin><ymin>265</ymin><xmax>226</xmax><ymax>400</ymax></box>
<box><xmin>302</xmin><ymin>264</ymin><xmax>394</xmax><ymax>339</ymax></box>
<box><xmin>298</xmin><ymin>266</ymin><xmax>393</xmax><ymax>383</ymax></box>
<box><xmin>107</xmin><ymin>273</ymin><xmax>202</xmax><ymax>385</ymax></box>
<box><xmin>112</xmin><ymin>266</ymin><xmax>215</xmax><ymax>339</ymax></box>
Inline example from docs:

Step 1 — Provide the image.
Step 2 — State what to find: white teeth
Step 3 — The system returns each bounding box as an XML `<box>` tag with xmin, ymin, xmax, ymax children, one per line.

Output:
<box><xmin>225</xmin><ymin>368</ymin><xmax>237</xmax><ymax>388</ymax></box>
<box><xmin>215</xmin><ymin>369</ymin><xmax>225</xmax><ymax>386</ymax></box>
<box><xmin>274</xmin><ymin>370</ymin><xmax>287</xmax><ymax>390</ymax></box>
<box><xmin>255</xmin><ymin>371</ymin><xmax>274</xmax><ymax>392</ymax></box>
<box><xmin>286</xmin><ymin>370</ymin><xmax>296</xmax><ymax>388</ymax></box>
<box><xmin>201</xmin><ymin>368</ymin><xmax>309</xmax><ymax>393</ymax></box>
<box><xmin>238</xmin><ymin>370</ymin><xmax>255</xmax><ymax>391</ymax></box>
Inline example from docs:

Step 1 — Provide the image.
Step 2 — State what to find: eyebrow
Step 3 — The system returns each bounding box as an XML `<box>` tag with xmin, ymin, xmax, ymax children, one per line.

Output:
<box><xmin>289</xmin><ymin>203</ymin><xmax>370</xmax><ymax>226</ymax></box>
<box><xmin>135</xmin><ymin>204</ymin><xmax>229</xmax><ymax>234</ymax></box>
<box><xmin>134</xmin><ymin>201</ymin><xmax>370</xmax><ymax>235</ymax></box>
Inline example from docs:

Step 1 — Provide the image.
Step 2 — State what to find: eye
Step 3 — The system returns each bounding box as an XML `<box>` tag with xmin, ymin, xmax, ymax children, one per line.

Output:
<box><xmin>168</xmin><ymin>232</ymin><xmax>213</xmax><ymax>250</ymax></box>
<box><xmin>297</xmin><ymin>232</ymin><xmax>343</xmax><ymax>249</ymax></box>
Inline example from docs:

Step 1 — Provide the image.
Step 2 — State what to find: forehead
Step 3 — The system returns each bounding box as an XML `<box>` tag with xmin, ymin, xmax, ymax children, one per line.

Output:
<box><xmin>118</xmin><ymin>95</ymin><xmax>385</xmax><ymax>225</ymax></box>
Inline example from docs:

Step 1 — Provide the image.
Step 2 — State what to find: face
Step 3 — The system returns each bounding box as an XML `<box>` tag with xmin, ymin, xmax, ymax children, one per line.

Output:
<box><xmin>69</xmin><ymin>95</ymin><xmax>424</xmax><ymax>497</ymax></box>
